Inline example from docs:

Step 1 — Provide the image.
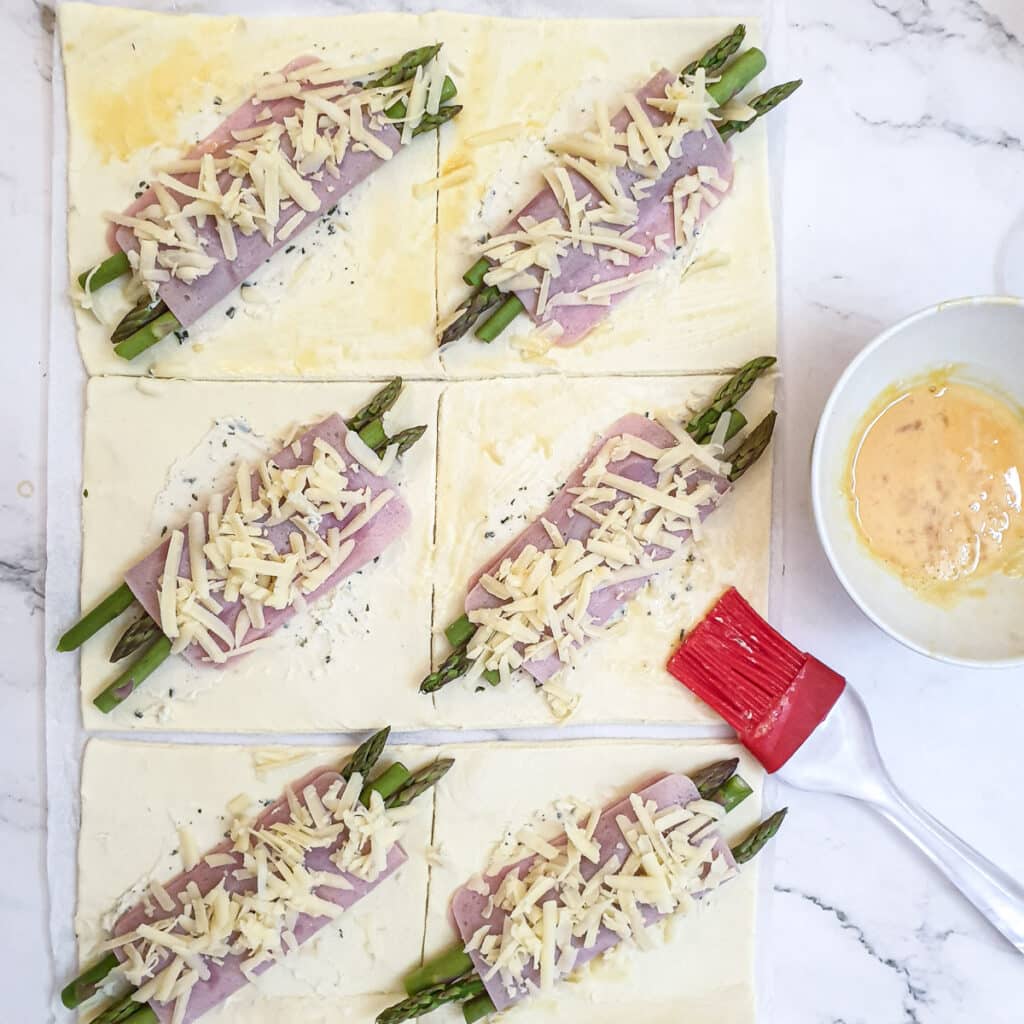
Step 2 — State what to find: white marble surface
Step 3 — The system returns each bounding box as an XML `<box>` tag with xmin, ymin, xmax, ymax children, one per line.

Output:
<box><xmin>3</xmin><ymin>0</ymin><xmax>1024</xmax><ymax>1020</ymax></box>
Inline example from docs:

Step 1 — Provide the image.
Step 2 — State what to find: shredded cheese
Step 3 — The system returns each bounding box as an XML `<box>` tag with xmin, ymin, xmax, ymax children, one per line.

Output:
<box><xmin>474</xmin><ymin>66</ymin><xmax>728</xmax><ymax>320</ymax></box>
<box><xmin>110</xmin><ymin>52</ymin><xmax>447</xmax><ymax>299</ymax></box>
<box><xmin>467</xmin><ymin>122</ymin><xmax>528</xmax><ymax>147</ymax></box>
<box><xmin>462</xmin><ymin>423</ymin><xmax>728</xmax><ymax>689</ymax></box>
<box><xmin>159</xmin><ymin>531</ymin><xmax>185</xmax><ymax>638</ymax></box>
<box><xmin>110</xmin><ymin>770</ymin><xmax>416</xmax><ymax>1023</ymax></box>
<box><xmin>413</xmin><ymin>163</ymin><xmax>474</xmax><ymax>198</ymax></box>
<box><xmin>471</xmin><ymin>786</ymin><xmax>736</xmax><ymax>1000</ymax></box>
<box><xmin>161</xmin><ymin>422</ymin><xmax>396</xmax><ymax>661</ymax></box>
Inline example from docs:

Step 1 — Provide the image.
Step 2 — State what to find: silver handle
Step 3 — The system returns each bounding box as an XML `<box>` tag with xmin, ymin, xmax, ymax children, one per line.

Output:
<box><xmin>874</xmin><ymin>782</ymin><xmax>1024</xmax><ymax>952</ymax></box>
<box><xmin>781</xmin><ymin>686</ymin><xmax>1024</xmax><ymax>953</ymax></box>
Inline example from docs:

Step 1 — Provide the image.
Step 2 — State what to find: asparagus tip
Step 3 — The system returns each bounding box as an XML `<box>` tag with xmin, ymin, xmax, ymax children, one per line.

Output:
<box><xmin>732</xmin><ymin>806</ymin><xmax>788</xmax><ymax>863</ymax></box>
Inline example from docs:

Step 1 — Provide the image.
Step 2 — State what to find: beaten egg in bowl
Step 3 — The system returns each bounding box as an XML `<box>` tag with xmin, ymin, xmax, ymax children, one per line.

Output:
<box><xmin>845</xmin><ymin>370</ymin><xmax>1024</xmax><ymax>602</ymax></box>
<box><xmin>812</xmin><ymin>296</ymin><xmax>1024</xmax><ymax>666</ymax></box>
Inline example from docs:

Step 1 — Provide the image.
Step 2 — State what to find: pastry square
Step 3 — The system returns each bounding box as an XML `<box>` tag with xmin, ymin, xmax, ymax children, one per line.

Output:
<box><xmin>60</xmin><ymin>3</ymin><xmax>441</xmax><ymax>379</ymax></box>
<box><xmin>432</xmin><ymin>13</ymin><xmax>776</xmax><ymax>378</ymax></box>
<box><xmin>425</xmin><ymin>739</ymin><xmax>764</xmax><ymax>1024</ymax></box>
<box><xmin>430</xmin><ymin>374</ymin><xmax>773</xmax><ymax>727</ymax></box>
<box><xmin>78</xmin><ymin>377</ymin><xmax>439</xmax><ymax>732</ymax></box>
<box><xmin>76</xmin><ymin>739</ymin><xmax>434</xmax><ymax>1022</ymax></box>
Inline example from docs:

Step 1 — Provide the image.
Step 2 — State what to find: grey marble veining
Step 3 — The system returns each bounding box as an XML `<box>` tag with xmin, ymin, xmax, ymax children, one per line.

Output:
<box><xmin>3</xmin><ymin>0</ymin><xmax>1023</xmax><ymax>1021</ymax></box>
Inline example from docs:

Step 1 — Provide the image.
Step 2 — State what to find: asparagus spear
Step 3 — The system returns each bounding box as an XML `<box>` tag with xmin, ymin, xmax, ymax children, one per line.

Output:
<box><xmin>389</xmin><ymin>425</ymin><xmax>429</xmax><ymax>456</ymax></box>
<box><xmin>93</xmin><ymin>635</ymin><xmax>173</xmax><ymax>714</ymax></box>
<box><xmin>57</xmin><ymin>582</ymin><xmax>135</xmax><ymax>652</ymax></box>
<box><xmin>680</xmin><ymin>23</ymin><xmax>745</xmax><ymax>78</ymax></box>
<box><xmin>347</xmin><ymin>378</ymin><xmax>404</xmax><ymax>432</ymax></box>
<box><xmin>439</xmin><ymin>284</ymin><xmax>502</xmax><ymax>347</ymax></box>
<box><xmin>420</xmin><ymin>647</ymin><xmax>471</xmax><ymax>694</ymax></box>
<box><xmin>723</xmin><ymin>409</ymin><xmax>747</xmax><ymax>441</ymax></box>
<box><xmin>731</xmin><ymin>808</ymin><xmax>788</xmax><ymax>863</ymax></box>
<box><xmin>688</xmin><ymin>758</ymin><xmax>755</xmax><ymax>812</ymax></box>
<box><xmin>343</xmin><ymin>726</ymin><xmax>391</xmax><ymax>780</ymax></box>
<box><xmin>113</xmin><ymin>310</ymin><xmax>179</xmax><ymax>361</ymax></box>
<box><xmin>710</xmin><ymin>773</ymin><xmax>755</xmax><ymax>812</ymax></box>
<box><xmin>445</xmin><ymin>615</ymin><xmax>475</xmax><ymax>648</ymax></box>
<box><xmin>368</xmin><ymin>44</ymin><xmax>443</xmax><ymax>88</ymax></box>
<box><xmin>363</xmin><ymin>762</ymin><xmax>411</xmax><ymax>804</ymax></box>
<box><xmin>92</xmin><ymin>992</ymin><xmax>157</xmax><ymax>1024</ymax></box>
<box><xmin>412</xmin><ymin>104</ymin><xmax>463</xmax><ymax>137</ymax></box>
<box><xmin>344</xmin><ymin>377</ymin><xmax>428</xmax><ymax>457</ymax></box>
<box><xmin>705</xmin><ymin>47</ymin><xmax>766</xmax><ymax>107</ymax></box>
<box><xmin>385</xmin><ymin>758</ymin><xmax>455</xmax><ymax>808</ymax></box>
<box><xmin>60</xmin><ymin>952</ymin><xmax>121</xmax><ymax>1009</ymax></box>
<box><xmin>358</xmin><ymin>418</ymin><xmax>390</xmax><ymax>453</ymax></box>
<box><xmin>728</xmin><ymin>411</ymin><xmax>777</xmax><ymax>481</ymax></box>
<box><xmin>463</xmin><ymin>993</ymin><xmax>498</xmax><ymax>1023</ymax></box>
<box><xmin>378</xmin><ymin>974</ymin><xmax>486</xmax><ymax>1024</ymax></box>
<box><xmin>347</xmin><ymin>377</ymin><xmax>405</xmax><ymax>452</ymax></box>
<box><xmin>718</xmin><ymin>79</ymin><xmax>802</xmax><ymax>140</ymax></box>
<box><xmin>111</xmin><ymin>297</ymin><xmax>169</xmax><ymax>344</ymax></box>
<box><xmin>474</xmin><ymin>294</ymin><xmax>524</xmax><ymax>343</ymax></box>
<box><xmin>385</xmin><ymin>76</ymin><xmax>458</xmax><ymax>120</ymax></box>
<box><xmin>358</xmin><ymin>418</ymin><xmax>428</xmax><ymax>458</ymax></box>
<box><xmin>690</xmin><ymin>757</ymin><xmax>740</xmax><ymax>797</ymax></box>
<box><xmin>405</xmin><ymin>945</ymin><xmax>475</xmax><ymax>995</ymax></box>
<box><xmin>78</xmin><ymin>251</ymin><xmax>131</xmax><ymax>292</ymax></box>
<box><xmin>419</xmin><ymin>646</ymin><xmax>498</xmax><ymax>694</ymax></box>
<box><xmin>686</xmin><ymin>356</ymin><xmax>776</xmax><ymax>443</ymax></box>
<box><xmin>110</xmin><ymin>615</ymin><xmax>161</xmax><ymax>663</ymax></box>
<box><xmin>463</xmin><ymin>258</ymin><xmax>490</xmax><ymax>287</ymax></box>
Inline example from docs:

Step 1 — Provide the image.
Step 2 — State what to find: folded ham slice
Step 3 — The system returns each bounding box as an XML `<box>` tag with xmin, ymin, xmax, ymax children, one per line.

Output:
<box><xmin>464</xmin><ymin>413</ymin><xmax>729</xmax><ymax>683</ymax></box>
<box><xmin>450</xmin><ymin>772</ymin><xmax>736</xmax><ymax>1011</ymax></box>
<box><xmin>124</xmin><ymin>414</ymin><xmax>410</xmax><ymax>670</ymax></box>
<box><xmin>112</xmin><ymin>766</ymin><xmax>407</xmax><ymax>1024</ymax></box>
<box><xmin>495</xmin><ymin>68</ymin><xmax>733</xmax><ymax>345</ymax></box>
<box><xmin>112</xmin><ymin>57</ymin><xmax>401</xmax><ymax>327</ymax></box>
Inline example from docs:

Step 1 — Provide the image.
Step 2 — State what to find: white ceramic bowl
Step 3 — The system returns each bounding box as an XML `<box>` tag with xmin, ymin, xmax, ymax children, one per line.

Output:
<box><xmin>811</xmin><ymin>295</ymin><xmax>1024</xmax><ymax>667</ymax></box>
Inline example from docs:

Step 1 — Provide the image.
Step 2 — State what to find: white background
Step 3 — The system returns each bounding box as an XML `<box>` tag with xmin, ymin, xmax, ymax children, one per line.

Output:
<box><xmin>3</xmin><ymin>0</ymin><xmax>1024</xmax><ymax>1020</ymax></box>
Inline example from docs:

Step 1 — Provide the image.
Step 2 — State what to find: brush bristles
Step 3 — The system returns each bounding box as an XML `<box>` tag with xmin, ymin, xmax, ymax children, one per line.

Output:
<box><xmin>668</xmin><ymin>588</ymin><xmax>806</xmax><ymax>729</ymax></box>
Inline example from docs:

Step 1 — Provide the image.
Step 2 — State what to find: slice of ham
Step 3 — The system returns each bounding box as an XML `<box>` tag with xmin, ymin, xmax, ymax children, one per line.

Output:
<box><xmin>123</xmin><ymin>414</ymin><xmax>409</xmax><ymax>673</ymax></box>
<box><xmin>450</xmin><ymin>772</ymin><xmax>736</xmax><ymax>1012</ymax></box>
<box><xmin>113</xmin><ymin>766</ymin><xmax>407</xmax><ymax>1024</ymax></box>
<box><xmin>113</xmin><ymin>56</ymin><xmax>401</xmax><ymax>327</ymax></box>
<box><xmin>464</xmin><ymin>413</ymin><xmax>729</xmax><ymax>683</ymax></box>
<box><xmin>495</xmin><ymin>68</ymin><xmax>732</xmax><ymax>345</ymax></box>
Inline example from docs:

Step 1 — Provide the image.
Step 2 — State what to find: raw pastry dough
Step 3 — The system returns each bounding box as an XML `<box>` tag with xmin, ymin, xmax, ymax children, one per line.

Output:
<box><xmin>75</xmin><ymin>740</ymin><xmax>763</xmax><ymax>1023</ymax></box>
<box><xmin>432</xmin><ymin>13</ymin><xmax>776</xmax><ymax>378</ymax></box>
<box><xmin>61</xmin><ymin>8</ymin><xmax>777</xmax><ymax>381</ymax></box>
<box><xmin>79</xmin><ymin>377</ymin><xmax>440</xmax><ymax>732</ymax></box>
<box><xmin>76</xmin><ymin>739</ymin><xmax>434</xmax><ymax>1023</ymax></box>
<box><xmin>430</xmin><ymin>374</ymin><xmax>773</xmax><ymax>727</ymax></box>
<box><xmin>425</xmin><ymin>740</ymin><xmax>764</xmax><ymax>1024</ymax></box>
<box><xmin>60</xmin><ymin>4</ymin><xmax>441</xmax><ymax>379</ymax></box>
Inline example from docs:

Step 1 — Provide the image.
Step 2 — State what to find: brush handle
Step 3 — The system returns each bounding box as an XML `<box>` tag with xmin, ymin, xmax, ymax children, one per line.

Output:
<box><xmin>875</xmin><ymin>786</ymin><xmax>1024</xmax><ymax>952</ymax></box>
<box><xmin>780</xmin><ymin>687</ymin><xmax>1024</xmax><ymax>954</ymax></box>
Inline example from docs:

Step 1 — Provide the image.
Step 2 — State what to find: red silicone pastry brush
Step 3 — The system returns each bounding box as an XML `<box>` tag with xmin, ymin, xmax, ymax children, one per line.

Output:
<box><xmin>668</xmin><ymin>587</ymin><xmax>1024</xmax><ymax>953</ymax></box>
